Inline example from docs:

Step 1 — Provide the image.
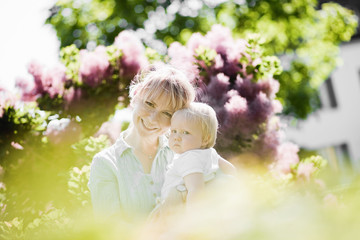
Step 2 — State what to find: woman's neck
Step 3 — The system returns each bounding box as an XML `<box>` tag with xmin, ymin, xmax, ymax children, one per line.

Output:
<box><xmin>124</xmin><ymin>126</ymin><xmax>159</xmax><ymax>153</ymax></box>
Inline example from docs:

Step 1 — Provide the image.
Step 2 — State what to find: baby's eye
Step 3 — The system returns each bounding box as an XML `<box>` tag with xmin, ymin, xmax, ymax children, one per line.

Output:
<box><xmin>182</xmin><ymin>131</ymin><xmax>190</xmax><ymax>135</ymax></box>
<box><xmin>145</xmin><ymin>101</ymin><xmax>155</xmax><ymax>108</ymax></box>
<box><xmin>163</xmin><ymin>112</ymin><xmax>173</xmax><ymax>118</ymax></box>
<box><xmin>171</xmin><ymin>129</ymin><xmax>177</xmax><ymax>134</ymax></box>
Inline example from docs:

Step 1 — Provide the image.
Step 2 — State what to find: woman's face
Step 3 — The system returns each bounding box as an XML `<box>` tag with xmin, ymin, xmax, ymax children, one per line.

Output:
<box><xmin>132</xmin><ymin>94</ymin><xmax>175</xmax><ymax>138</ymax></box>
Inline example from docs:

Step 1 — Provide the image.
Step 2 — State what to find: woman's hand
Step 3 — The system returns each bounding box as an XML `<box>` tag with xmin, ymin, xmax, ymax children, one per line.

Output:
<box><xmin>218</xmin><ymin>157</ymin><xmax>237</xmax><ymax>176</ymax></box>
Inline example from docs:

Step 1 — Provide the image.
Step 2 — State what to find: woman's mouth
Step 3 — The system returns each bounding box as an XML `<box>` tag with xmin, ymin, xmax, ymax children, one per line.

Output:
<box><xmin>141</xmin><ymin>119</ymin><xmax>157</xmax><ymax>131</ymax></box>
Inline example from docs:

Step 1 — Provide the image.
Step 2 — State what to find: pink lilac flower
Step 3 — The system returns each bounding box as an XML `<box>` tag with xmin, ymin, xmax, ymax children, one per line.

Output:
<box><xmin>253</xmin><ymin>117</ymin><xmax>282</xmax><ymax>157</ymax></box>
<box><xmin>27</xmin><ymin>61</ymin><xmax>44</xmax><ymax>94</ymax></box>
<box><xmin>79</xmin><ymin>46</ymin><xmax>110</xmax><ymax>87</ymax></box>
<box><xmin>256</xmin><ymin>78</ymin><xmax>280</xmax><ymax>99</ymax></box>
<box><xmin>203</xmin><ymin>25</ymin><xmax>247</xmax><ymax>78</ymax></box>
<box><xmin>214</xmin><ymin>54</ymin><xmax>224</xmax><ymax>70</ymax></box>
<box><xmin>272</xmin><ymin>99</ymin><xmax>283</xmax><ymax>114</ymax></box>
<box><xmin>224</xmin><ymin>91</ymin><xmax>248</xmax><ymax>116</ymax></box>
<box><xmin>168</xmin><ymin>42</ymin><xmax>199</xmax><ymax>83</ymax></box>
<box><xmin>11</xmin><ymin>141</ymin><xmax>24</xmax><ymax>150</ymax></box>
<box><xmin>252</xmin><ymin>57</ymin><xmax>262</xmax><ymax>67</ymax></box>
<box><xmin>248</xmin><ymin>92</ymin><xmax>272</xmax><ymax>124</ymax></box>
<box><xmin>225</xmin><ymin>41</ymin><xmax>248</xmax><ymax>78</ymax></box>
<box><xmin>235</xmin><ymin>76</ymin><xmax>257</xmax><ymax>101</ymax></box>
<box><xmin>206</xmin><ymin>73</ymin><xmax>230</xmax><ymax>100</ymax></box>
<box><xmin>114</xmin><ymin>30</ymin><xmax>148</xmax><ymax>77</ymax></box>
<box><xmin>275</xmin><ymin>142</ymin><xmax>300</xmax><ymax>174</ymax></box>
<box><xmin>0</xmin><ymin>88</ymin><xmax>18</xmax><ymax>111</ymax></box>
<box><xmin>205</xmin><ymin>24</ymin><xmax>233</xmax><ymax>57</ymax></box>
<box><xmin>222</xmin><ymin>92</ymin><xmax>250</xmax><ymax>139</ymax></box>
<box><xmin>228</xmin><ymin>39</ymin><xmax>248</xmax><ymax>63</ymax></box>
<box><xmin>15</xmin><ymin>77</ymin><xmax>37</xmax><ymax>102</ymax></box>
<box><xmin>222</xmin><ymin>60</ymin><xmax>241</xmax><ymax>78</ymax></box>
<box><xmin>186</xmin><ymin>32</ymin><xmax>210</xmax><ymax>52</ymax></box>
<box><xmin>296</xmin><ymin>162</ymin><xmax>315</xmax><ymax>181</ymax></box>
<box><xmin>41</xmin><ymin>65</ymin><xmax>67</xmax><ymax>98</ymax></box>
<box><xmin>26</xmin><ymin>61</ymin><xmax>67</xmax><ymax>99</ymax></box>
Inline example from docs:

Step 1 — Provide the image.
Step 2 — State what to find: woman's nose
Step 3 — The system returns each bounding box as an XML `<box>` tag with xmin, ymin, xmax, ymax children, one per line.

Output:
<box><xmin>148</xmin><ymin>110</ymin><xmax>159</xmax><ymax>122</ymax></box>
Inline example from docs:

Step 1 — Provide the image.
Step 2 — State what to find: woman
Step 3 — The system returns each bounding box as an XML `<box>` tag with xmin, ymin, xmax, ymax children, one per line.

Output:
<box><xmin>88</xmin><ymin>64</ymin><xmax>235</xmax><ymax>221</ymax></box>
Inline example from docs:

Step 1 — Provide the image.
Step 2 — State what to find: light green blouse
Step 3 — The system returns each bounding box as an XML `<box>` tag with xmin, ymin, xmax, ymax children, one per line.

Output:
<box><xmin>88</xmin><ymin>130</ymin><xmax>173</xmax><ymax>220</ymax></box>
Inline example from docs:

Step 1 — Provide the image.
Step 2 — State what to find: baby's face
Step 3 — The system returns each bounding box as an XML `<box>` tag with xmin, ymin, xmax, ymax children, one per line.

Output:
<box><xmin>169</xmin><ymin>114</ymin><xmax>204</xmax><ymax>154</ymax></box>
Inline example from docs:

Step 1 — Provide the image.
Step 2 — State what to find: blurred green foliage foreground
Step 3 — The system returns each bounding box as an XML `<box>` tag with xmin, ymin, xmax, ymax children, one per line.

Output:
<box><xmin>47</xmin><ymin>0</ymin><xmax>358</xmax><ymax>119</ymax></box>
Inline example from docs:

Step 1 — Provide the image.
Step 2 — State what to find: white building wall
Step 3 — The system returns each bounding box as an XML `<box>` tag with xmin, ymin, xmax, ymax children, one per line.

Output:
<box><xmin>284</xmin><ymin>39</ymin><xmax>360</xmax><ymax>172</ymax></box>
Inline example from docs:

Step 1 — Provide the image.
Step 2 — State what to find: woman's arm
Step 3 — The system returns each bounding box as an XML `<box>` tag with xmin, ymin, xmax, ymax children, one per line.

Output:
<box><xmin>183</xmin><ymin>172</ymin><xmax>205</xmax><ymax>205</ymax></box>
<box><xmin>88</xmin><ymin>156</ymin><xmax>121</xmax><ymax>218</ymax></box>
<box><xmin>218</xmin><ymin>157</ymin><xmax>237</xmax><ymax>176</ymax></box>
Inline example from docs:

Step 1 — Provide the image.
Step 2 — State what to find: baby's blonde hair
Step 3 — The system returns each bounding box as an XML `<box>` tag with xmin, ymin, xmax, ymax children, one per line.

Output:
<box><xmin>129</xmin><ymin>64</ymin><xmax>195</xmax><ymax>112</ymax></box>
<box><xmin>173</xmin><ymin>102</ymin><xmax>218</xmax><ymax>148</ymax></box>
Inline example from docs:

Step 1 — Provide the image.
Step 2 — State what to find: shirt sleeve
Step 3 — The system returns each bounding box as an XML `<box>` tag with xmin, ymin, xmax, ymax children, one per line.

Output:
<box><xmin>88</xmin><ymin>153</ymin><xmax>121</xmax><ymax>217</ymax></box>
<box><xmin>174</xmin><ymin>151</ymin><xmax>205</xmax><ymax>178</ymax></box>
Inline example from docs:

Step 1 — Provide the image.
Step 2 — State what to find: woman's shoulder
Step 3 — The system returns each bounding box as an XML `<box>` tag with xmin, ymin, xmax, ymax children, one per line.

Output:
<box><xmin>92</xmin><ymin>144</ymin><xmax>117</xmax><ymax>166</ymax></box>
<box><xmin>92</xmin><ymin>134</ymin><xmax>130</xmax><ymax>165</ymax></box>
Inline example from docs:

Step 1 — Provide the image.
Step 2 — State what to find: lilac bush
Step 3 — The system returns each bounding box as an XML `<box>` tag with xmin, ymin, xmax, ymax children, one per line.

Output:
<box><xmin>168</xmin><ymin>24</ymin><xmax>286</xmax><ymax>163</ymax></box>
<box><xmin>16</xmin><ymin>30</ymin><xmax>148</xmax><ymax>113</ymax></box>
<box><xmin>78</xmin><ymin>46</ymin><xmax>111</xmax><ymax>88</ymax></box>
<box><xmin>0</xmin><ymin>87</ymin><xmax>49</xmax><ymax>160</ymax></box>
<box><xmin>13</xmin><ymin>26</ymin><xmax>302</xmax><ymax>172</ymax></box>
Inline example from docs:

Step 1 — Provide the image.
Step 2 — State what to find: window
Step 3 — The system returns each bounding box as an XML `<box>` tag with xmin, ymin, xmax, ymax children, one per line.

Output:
<box><xmin>318</xmin><ymin>143</ymin><xmax>350</xmax><ymax>171</ymax></box>
<box><xmin>319</xmin><ymin>77</ymin><xmax>337</xmax><ymax>109</ymax></box>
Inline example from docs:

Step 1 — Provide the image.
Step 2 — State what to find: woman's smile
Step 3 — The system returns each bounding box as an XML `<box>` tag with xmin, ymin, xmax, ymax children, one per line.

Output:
<box><xmin>141</xmin><ymin>118</ymin><xmax>158</xmax><ymax>131</ymax></box>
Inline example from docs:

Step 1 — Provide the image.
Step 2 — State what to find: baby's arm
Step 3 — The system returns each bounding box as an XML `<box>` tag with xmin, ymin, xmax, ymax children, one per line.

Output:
<box><xmin>183</xmin><ymin>172</ymin><xmax>204</xmax><ymax>204</ymax></box>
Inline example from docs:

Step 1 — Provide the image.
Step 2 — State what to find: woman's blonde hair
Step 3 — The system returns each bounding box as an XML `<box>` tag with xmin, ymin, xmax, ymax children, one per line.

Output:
<box><xmin>129</xmin><ymin>64</ymin><xmax>195</xmax><ymax>111</ymax></box>
<box><xmin>173</xmin><ymin>102</ymin><xmax>218</xmax><ymax>148</ymax></box>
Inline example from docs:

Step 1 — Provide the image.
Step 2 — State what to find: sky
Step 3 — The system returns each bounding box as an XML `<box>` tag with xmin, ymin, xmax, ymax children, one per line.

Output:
<box><xmin>0</xmin><ymin>0</ymin><xmax>60</xmax><ymax>91</ymax></box>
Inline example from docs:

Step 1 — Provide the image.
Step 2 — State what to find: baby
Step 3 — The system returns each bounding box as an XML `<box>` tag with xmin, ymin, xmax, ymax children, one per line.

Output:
<box><xmin>152</xmin><ymin>102</ymin><xmax>232</xmax><ymax>217</ymax></box>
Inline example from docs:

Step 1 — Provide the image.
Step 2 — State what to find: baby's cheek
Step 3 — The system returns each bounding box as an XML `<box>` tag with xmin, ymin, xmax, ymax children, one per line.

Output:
<box><xmin>168</xmin><ymin>134</ymin><xmax>174</xmax><ymax>143</ymax></box>
<box><xmin>169</xmin><ymin>136</ymin><xmax>177</xmax><ymax>149</ymax></box>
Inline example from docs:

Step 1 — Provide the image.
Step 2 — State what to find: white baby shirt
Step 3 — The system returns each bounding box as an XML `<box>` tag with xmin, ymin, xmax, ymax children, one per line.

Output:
<box><xmin>161</xmin><ymin>148</ymin><xmax>220</xmax><ymax>200</ymax></box>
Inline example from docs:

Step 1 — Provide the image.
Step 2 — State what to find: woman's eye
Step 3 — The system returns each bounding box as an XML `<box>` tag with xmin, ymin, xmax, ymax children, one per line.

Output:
<box><xmin>163</xmin><ymin>112</ymin><xmax>172</xmax><ymax>118</ymax></box>
<box><xmin>145</xmin><ymin>101</ymin><xmax>154</xmax><ymax>108</ymax></box>
<box><xmin>171</xmin><ymin>129</ymin><xmax>176</xmax><ymax>134</ymax></box>
<box><xmin>183</xmin><ymin>131</ymin><xmax>190</xmax><ymax>135</ymax></box>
